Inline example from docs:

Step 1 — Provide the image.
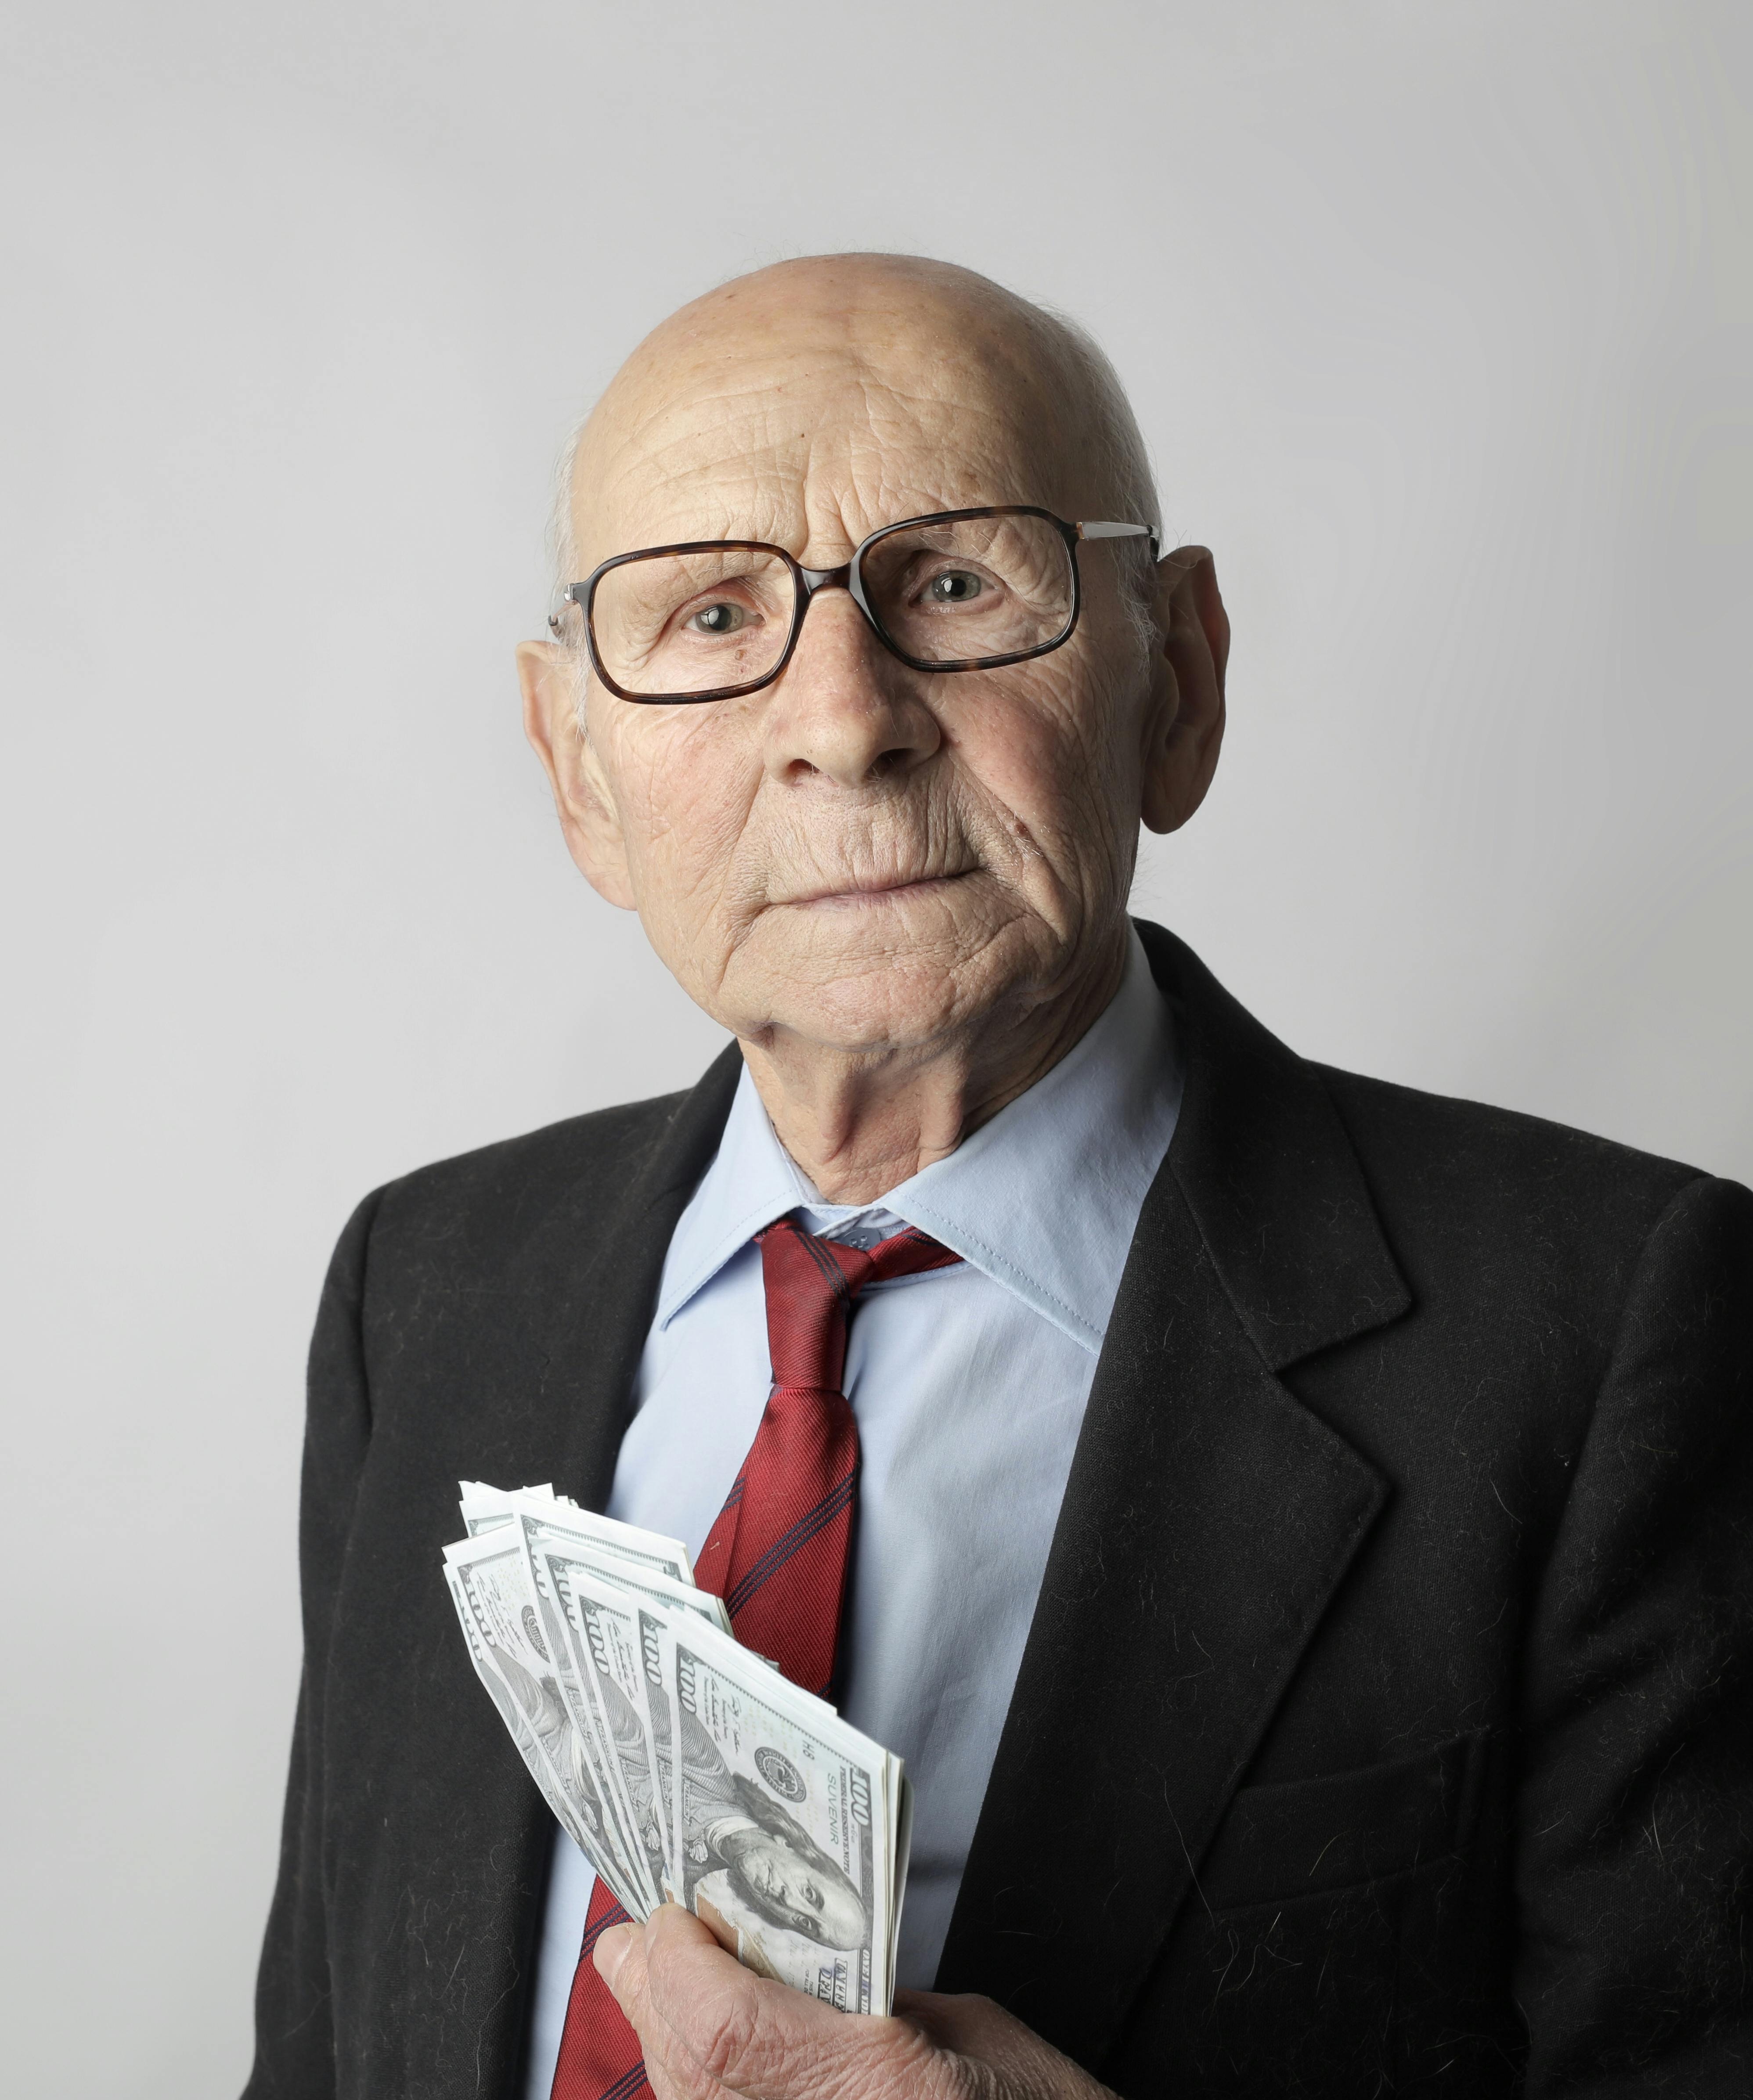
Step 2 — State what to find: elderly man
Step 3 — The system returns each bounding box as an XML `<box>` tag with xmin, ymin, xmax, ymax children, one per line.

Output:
<box><xmin>245</xmin><ymin>256</ymin><xmax>1753</xmax><ymax>2100</ymax></box>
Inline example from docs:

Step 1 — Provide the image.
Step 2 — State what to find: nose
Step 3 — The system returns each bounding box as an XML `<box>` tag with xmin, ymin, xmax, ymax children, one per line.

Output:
<box><xmin>761</xmin><ymin>581</ymin><xmax>941</xmax><ymax>790</ymax></box>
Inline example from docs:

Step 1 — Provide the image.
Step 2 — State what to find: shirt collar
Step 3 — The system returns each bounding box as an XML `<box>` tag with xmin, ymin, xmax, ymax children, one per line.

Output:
<box><xmin>653</xmin><ymin>926</ymin><xmax>1183</xmax><ymax>1354</ymax></box>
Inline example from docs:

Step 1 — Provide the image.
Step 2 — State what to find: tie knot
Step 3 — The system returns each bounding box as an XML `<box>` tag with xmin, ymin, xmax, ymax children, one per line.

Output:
<box><xmin>757</xmin><ymin>1214</ymin><xmax>960</xmax><ymax>1395</ymax></box>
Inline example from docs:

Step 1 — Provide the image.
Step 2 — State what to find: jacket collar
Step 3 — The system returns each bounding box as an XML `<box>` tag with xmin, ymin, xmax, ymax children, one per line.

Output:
<box><xmin>550</xmin><ymin>1039</ymin><xmax>747</xmax><ymax>1510</ymax></box>
<box><xmin>932</xmin><ymin>922</ymin><xmax>1410</xmax><ymax>2064</ymax></box>
<box><xmin>1150</xmin><ymin>920</ymin><xmax>1410</xmax><ymax>1369</ymax></box>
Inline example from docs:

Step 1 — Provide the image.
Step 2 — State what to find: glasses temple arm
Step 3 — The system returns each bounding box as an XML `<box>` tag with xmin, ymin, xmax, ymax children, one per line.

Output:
<box><xmin>1077</xmin><ymin>520</ymin><xmax>1161</xmax><ymax>558</ymax></box>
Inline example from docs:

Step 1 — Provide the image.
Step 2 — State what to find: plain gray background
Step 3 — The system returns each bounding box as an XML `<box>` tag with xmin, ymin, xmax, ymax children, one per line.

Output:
<box><xmin>3</xmin><ymin>3</ymin><xmax>1749</xmax><ymax>2093</ymax></box>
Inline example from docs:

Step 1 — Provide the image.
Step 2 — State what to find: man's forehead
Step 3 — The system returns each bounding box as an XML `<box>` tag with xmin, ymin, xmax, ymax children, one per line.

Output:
<box><xmin>571</xmin><ymin>288</ymin><xmax>1075</xmax><ymax>567</ymax></box>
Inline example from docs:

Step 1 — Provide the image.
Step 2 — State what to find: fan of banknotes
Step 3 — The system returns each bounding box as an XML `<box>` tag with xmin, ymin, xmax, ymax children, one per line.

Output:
<box><xmin>442</xmin><ymin>1483</ymin><xmax>912</xmax><ymax>2015</ymax></box>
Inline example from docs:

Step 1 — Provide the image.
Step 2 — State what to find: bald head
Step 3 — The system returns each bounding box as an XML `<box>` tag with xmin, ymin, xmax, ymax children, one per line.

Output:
<box><xmin>553</xmin><ymin>254</ymin><xmax>1157</xmax><ymax>594</ymax></box>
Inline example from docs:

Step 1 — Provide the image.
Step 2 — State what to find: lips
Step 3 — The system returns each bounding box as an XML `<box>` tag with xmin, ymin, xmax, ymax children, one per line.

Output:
<box><xmin>779</xmin><ymin>869</ymin><xmax>975</xmax><ymax>906</ymax></box>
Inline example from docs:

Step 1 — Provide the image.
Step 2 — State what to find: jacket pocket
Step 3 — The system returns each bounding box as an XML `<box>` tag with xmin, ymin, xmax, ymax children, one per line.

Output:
<box><xmin>1194</xmin><ymin>1727</ymin><xmax>1488</xmax><ymax>1911</ymax></box>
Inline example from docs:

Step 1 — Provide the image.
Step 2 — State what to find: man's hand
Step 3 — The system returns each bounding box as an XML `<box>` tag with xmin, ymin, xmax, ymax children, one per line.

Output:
<box><xmin>595</xmin><ymin>1907</ymin><xmax>1120</xmax><ymax>2100</ymax></box>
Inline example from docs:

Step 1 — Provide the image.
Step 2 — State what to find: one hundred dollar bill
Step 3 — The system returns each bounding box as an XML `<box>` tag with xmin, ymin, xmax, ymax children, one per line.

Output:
<box><xmin>661</xmin><ymin>1615</ymin><xmax>899</xmax><ymax>2013</ymax></box>
<box><xmin>442</xmin><ymin>1559</ymin><xmax>645</xmax><ymax>1916</ymax></box>
<box><xmin>511</xmin><ymin>1519</ymin><xmax>669</xmax><ymax>1908</ymax></box>
<box><xmin>553</xmin><ymin>1560</ymin><xmax>678</xmax><ymax>1905</ymax></box>
<box><xmin>444</xmin><ymin>1529</ymin><xmax>651</xmax><ymax>1911</ymax></box>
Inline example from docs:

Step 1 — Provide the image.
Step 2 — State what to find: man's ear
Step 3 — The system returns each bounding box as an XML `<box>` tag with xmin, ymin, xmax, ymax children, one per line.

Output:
<box><xmin>516</xmin><ymin>638</ymin><xmax>637</xmax><ymax>909</ymax></box>
<box><xmin>1140</xmin><ymin>545</ymin><xmax>1228</xmax><ymax>836</ymax></box>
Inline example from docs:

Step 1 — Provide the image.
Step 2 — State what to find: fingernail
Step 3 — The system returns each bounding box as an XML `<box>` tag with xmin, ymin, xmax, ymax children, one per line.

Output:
<box><xmin>593</xmin><ymin>1922</ymin><xmax>636</xmax><ymax>1989</ymax></box>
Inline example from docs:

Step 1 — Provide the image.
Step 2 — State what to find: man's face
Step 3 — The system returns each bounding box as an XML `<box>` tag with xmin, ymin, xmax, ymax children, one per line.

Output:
<box><xmin>523</xmin><ymin>265</ymin><xmax>1220</xmax><ymax>1064</ymax></box>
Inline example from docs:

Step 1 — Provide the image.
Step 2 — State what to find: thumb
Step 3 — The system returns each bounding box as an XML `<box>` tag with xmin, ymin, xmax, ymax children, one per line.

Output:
<box><xmin>611</xmin><ymin>1906</ymin><xmax>942</xmax><ymax>2100</ymax></box>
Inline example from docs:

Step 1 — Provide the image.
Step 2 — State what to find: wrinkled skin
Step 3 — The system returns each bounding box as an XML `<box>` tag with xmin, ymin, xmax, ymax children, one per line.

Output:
<box><xmin>596</xmin><ymin>1905</ymin><xmax>1120</xmax><ymax>2100</ymax></box>
<box><xmin>520</xmin><ymin>254</ymin><xmax>1228</xmax><ymax>1201</ymax></box>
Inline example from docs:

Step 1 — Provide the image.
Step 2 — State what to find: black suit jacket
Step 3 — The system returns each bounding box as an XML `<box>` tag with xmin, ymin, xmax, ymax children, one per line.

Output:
<box><xmin>245</xmin><ymin>924</ymin><xmax>1753</xmax><ymax>2098</ymax></box>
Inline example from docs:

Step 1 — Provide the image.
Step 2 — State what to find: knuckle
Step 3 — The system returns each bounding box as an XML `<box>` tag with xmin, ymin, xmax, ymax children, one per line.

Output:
<box><xmin>944</xmin><ymin>2050</ymin><xmax>997</xmax><ymax>2100</ymax></box>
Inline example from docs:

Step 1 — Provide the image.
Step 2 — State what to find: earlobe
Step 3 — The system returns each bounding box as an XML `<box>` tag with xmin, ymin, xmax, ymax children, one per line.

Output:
<box><xmin>515</xmin><ymin>638</ymin><xmax>638</xmax><ymax>909</ymax></box>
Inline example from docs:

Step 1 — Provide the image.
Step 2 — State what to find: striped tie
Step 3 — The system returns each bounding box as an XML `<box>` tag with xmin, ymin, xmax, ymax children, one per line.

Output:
<box><xmin>547</xmin><ymin>1210</ymin><xmax>960</xmax><ymax>2100</ymax></box>
<box><xmin>547</xmin><ymin>1883</ymin><xmax>647</xmax><ymax>2100</ymax></box>
<box><xmin>696</xmin><ymin>1215</ymin><xmax>963</xmax><ymax>1694</ymax></box>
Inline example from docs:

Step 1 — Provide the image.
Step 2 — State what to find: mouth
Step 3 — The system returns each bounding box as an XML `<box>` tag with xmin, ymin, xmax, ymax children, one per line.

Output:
<box><xmin>780</xmin><ymin>870</ymin><xmax>976</xmax><ymax>908</ymax></box>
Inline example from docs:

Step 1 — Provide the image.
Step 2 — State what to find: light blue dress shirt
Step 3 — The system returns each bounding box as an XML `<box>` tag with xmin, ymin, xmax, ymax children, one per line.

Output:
<box><xmin>523</xmin><ymin>930</ymin><xmax>1183</xmax><ymax>2096</ymax></box>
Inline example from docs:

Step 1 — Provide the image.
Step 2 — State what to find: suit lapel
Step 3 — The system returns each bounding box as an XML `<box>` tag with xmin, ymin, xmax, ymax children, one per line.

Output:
<box><xmin>543</xmin><ymin>1041</ymin><xmax>746</xmax><ymax>1509</ymax></box>
<box><xmin>934</xmin><ymin>925</ymin><xmax>1410</xmax><ymax>2068</ymax></box>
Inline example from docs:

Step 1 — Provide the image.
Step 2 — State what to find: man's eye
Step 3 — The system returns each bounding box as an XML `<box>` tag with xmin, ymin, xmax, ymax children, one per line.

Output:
<box><xmin>801</xmin><ymin>1879</ymin><xmax>823</xmax><ymax>1910</ymax></box>
<box><xmin>926</xmin><ymin>570</ymin><xmax>984</xmax><ymax>605</ymax></box>
<box><xmin>685</xmin><ymin>602</ymin><xmax>749</xmax><ymax>635</ymax></box>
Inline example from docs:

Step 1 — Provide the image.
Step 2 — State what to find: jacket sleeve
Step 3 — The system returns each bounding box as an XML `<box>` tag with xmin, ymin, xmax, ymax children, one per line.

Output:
<box><xmin>1517</xmin><ymin>1173</ymin><xmax>1753</xmax><ymax>2094</ymax></box>
<box><xmin>242</xmin><ymin>1190</ymin><xmax>383</xmax><ymax>2099</ymax></box>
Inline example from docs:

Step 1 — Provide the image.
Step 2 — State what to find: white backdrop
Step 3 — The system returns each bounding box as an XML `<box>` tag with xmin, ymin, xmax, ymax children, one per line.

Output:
<box><xmin>3</xmin><ymin>4</ymin><xmax>1749</xmax><ymax>2093</ymax></box>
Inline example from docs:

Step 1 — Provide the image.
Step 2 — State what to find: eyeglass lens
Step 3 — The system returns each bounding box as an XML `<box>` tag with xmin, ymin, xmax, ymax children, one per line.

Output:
<box><xmin>588</xmin><ymin>511</ymin><xmax>1076</xmax><ymax>699</ymax></box>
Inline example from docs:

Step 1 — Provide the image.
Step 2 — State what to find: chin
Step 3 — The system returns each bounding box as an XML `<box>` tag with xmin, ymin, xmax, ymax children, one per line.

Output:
<box><xmin>763</xmin><ymin>955</ymin><xmax>1021</xmax><ymax>1056</ymax></box>
<box><xmin>732</xmin><ymin>892</ymin><xmax>1042</xmax><ymax>1038</ymax></box>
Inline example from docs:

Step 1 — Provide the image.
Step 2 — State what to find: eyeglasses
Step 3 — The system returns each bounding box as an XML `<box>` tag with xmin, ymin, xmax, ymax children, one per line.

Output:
<box><xmin>548</xmin><ymin>504</ymin><xmax>1158</xmax><ymax>705</ymax></box>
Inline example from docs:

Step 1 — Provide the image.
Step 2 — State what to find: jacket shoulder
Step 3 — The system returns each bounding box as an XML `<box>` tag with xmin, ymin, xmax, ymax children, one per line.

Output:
<box><xmin>1145</xmin><ymin>915</ymin><xmax>1734</xmax><ymax>1284</ymax></box>
<box><xmin>1318</xmin><ymin>1062</ymin><xmax>1703</xmax><ymax>1194</ymax></box>
<box><xmin>1313</xmin><ymin>1062</ymin><xmax>1730</xmax><ymax>1292</ymax></box>
<box><xmin>357</xmin><ymin>1087</ymin><xmax>700</xmax><ymax>1288</ymax></box>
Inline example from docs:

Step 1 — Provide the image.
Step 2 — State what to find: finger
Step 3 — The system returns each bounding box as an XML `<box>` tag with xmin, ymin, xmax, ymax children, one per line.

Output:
<box><xmin>590</xmin><ymin>1910</ymin><xmax>707</xmax><ymax>2100</ymax></box>
<box><xmin>898</xmin><ymin>1991</ymin><xmax>1020</xmax><ymax>2041</ymax></box>
<box><xmin>894</xmin><ymin>1989</ymin><xmax>1014</xmax><ymax>2055</ymax></box>
<box><xmin>593</xmin><ymin>1906</ymin><xmax>761</xmax><ymax>2100</ymax></box>
<box><xmin>894</xmin><ymin>1991</ymin><xmax>1118</xmax><ymax>2100</ymax></box>
<box><xmin>632</xmin><ymin>1905</ymin><xmax>943</xmax><ymax>2100</ymax></box>
<box><xmin>594</xmin><ymin>1921</ymin><xmax>642</xmax><ymax>1993</ymax></box>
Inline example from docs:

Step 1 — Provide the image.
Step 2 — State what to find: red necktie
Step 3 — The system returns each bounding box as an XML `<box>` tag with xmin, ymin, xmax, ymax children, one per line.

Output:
<box><xmin>547</xmin><ymin>1883</ymin><xmax>646</xmax><ymax>2100</ymax></box>
<box><xmin>548</xmin><ymin>1211</ymin><xmax>960</xmax><ymax>2100</ymax></box>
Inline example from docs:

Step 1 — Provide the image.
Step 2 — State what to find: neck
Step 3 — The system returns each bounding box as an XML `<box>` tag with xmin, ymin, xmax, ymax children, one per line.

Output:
<box><xmin>739</xmin><ymin>925</ymin><xmax>1129</xmax><ymax>1204</ymax></box>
